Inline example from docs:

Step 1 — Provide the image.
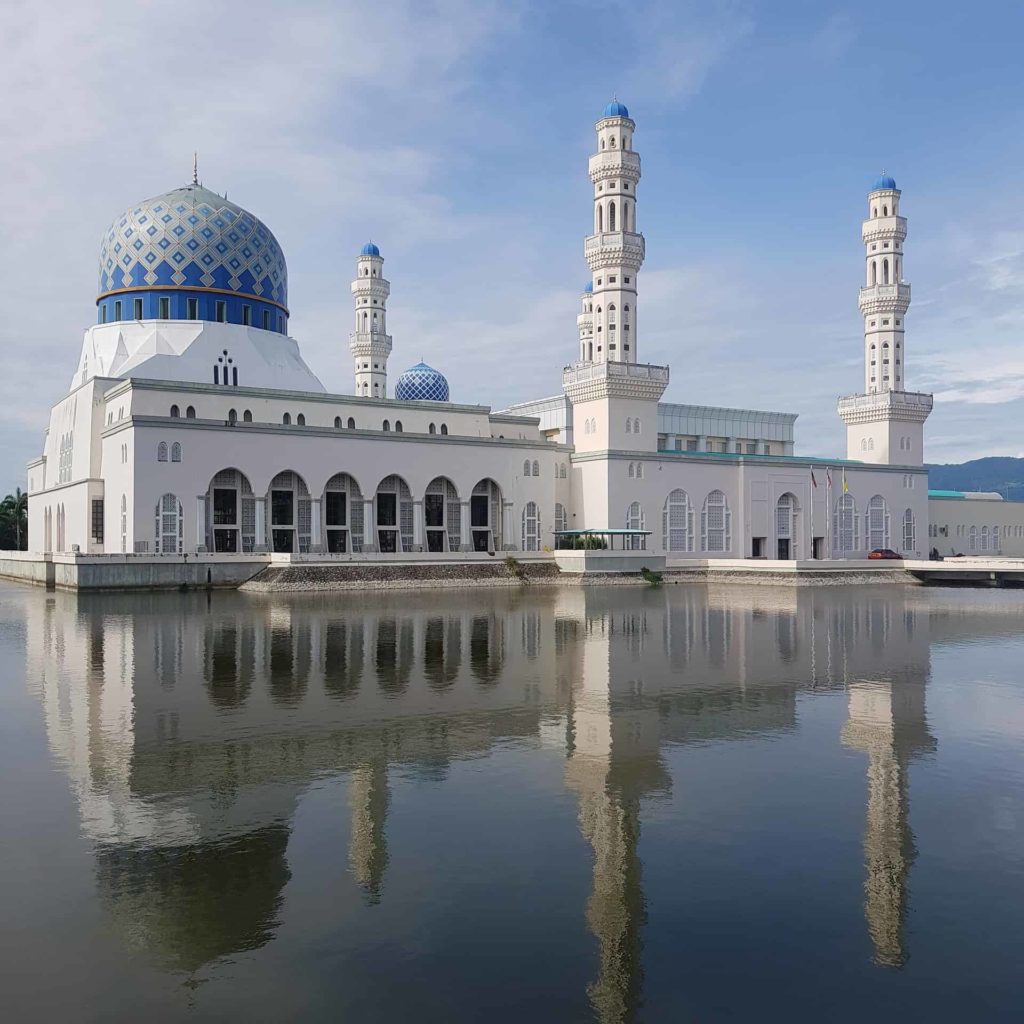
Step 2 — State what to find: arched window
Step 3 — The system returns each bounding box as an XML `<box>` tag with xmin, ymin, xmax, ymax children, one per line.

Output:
<box><xmin>524</xmin><ymin>460</ymin><xmax>531</xmax><ymax>477</ymax></box>
<box><xmin>170</xmin><ymin>404</ymin><xmax>179</xmax><ymax>418</ymax></box>
<box><xmin>701</xmin><ymin>490</ymin><xmax>731</xmax><ymax>552</ymax></box>
<box><xmin>243</xmin><ymin>410</ymin><xmax>252</xmax><ymax>422</ymax></box>
<box><xmin>347</xmin><ymin>417</ymin><xmax>356</xmax><ymax>429</ymax></box>
<box><xmin>882</xmin><ymin>205</ymin><xmax>888</xmax><ymax>216</ymax></box>
<box><xmin>775</xmin><ymin>492</ymin><xmax>798</xmax><ymax>559</ymax></box>
<box><xmin>597</xmin><ymin>205</ymin><xmax>603</xmax><ymax>231</ymax></box>
<box><xmin>186</xmin><ymin>406</ymin><xmax>196</xmax><ymax>419</ymax></box>
<box><xmin>610</xmin><ymin>136</ymin><xmax>616</xmax><ymax>148</ymax></box>
<box><xmin>441</xmin><ymin>424</ymin><xmax>448</xmax><ymax>435</ymax></box>
<box><xmin>871</xmin><ymin>261</ymin><xmax>877</xmax><ymax>285</ymax></box>
<box><xmin>383</xmin><ymin>419</ymin><xmax>390</xmax><ymax>431</ymax></box>
<box><xmin>625</xmin><ymin>500</ymin><xmax>645</xmax><ymax>550</ymax></box>
<box><xmin>334</xmin><ymin>416</ymin><xmax>342</xmax><ymax>428</ymax></box>
<box><xmin>521</xmin><ymin>501</ymin><xmax>540</xmax><ymax>551</ymax></box>
<box><xmin>981</xmin><ymin>526</ymin><xmax>989</xmax><ymax>552</ymax></box>
<box><xmin>395</xmin><ymin>420</ymin><xmax>403</xmax><ymax>432</ymax></box>
<box><xmin>531</xmin><ymin>460</ymin><xmax>539</xmax><ymax>477</ymax></box>
<box><xmin>866</xmin><ymin>495</ymin><xmax>890</xmax><ymax>550</ymax></box>
<box><xmin>608</xmin><ymin>201</ymin><xmax>616</xmax><ymax>231</ymax></box>
<box><xmin>171</xmin><ymin>442</ymin><xmax>182</xmax><ymax>462</ymax></box>
<box><xmin>283</xmin><ymin>412</ymin><xmax>291</xmax><ymax>425</ymax></box>
<box><xmin>626</xmin><ymin>418</ymin><xmax>632</xmax><ymax>434</ymax></box>
<box><xmin>623</xmin><ymin>202</ymin><xmax>629</xmax><ymax>231</ymax></box>
<box><xmin>633</xmin><ymin>418</ymin><xmax>641</xmax><ymax>434</ymax></box>
<box><xmin>883</xmin><ymin>259</ymin><xmax>890</xmax><ymax>284</ymax></box>
<box><xmin>154</xmin><ymin>493</ymin><xmax>183</xmax><ymax>554</ymax></box>
<box><xmin>559</xmin><ymin>464</ymin><xmax>567</xmax><ymax>479</ymax></box>
<box><xmin>584</xmin><ymin>419</ymin><xmax>591</xmax><ymax>435</ymax></box>
<box><xmin>429</xmin><ymin>423</ymin><xmax>436</xmax><ymax>434</ymax></box>
<box><xmin>157</xmin><ymin>441</ymin><xmax>168</xmax><ymax>462</ymax></box>
<box><xmin>868</xmin><ymin>438</ymin><xmax>875</xmax><ymax>451</ymax></box>
<box><xmin>902</xmin><ymin>508</ymin><xmax>915</xmax><ymax>553</ymax></box>
<box><xmin>861</xmin><ymin>438</ymin><xmax>868</xmax><ymax>451</ymax></box>
<box><xmin>969</xmin><ymin>525</ymin><xmax>977</xmax><ymax>551</ymax></box>
<box><xmin>663</xmin><ymin>489</ymin><xmax>694</xmax><ymax>552</ymax></box>
<box><xmin>297</xmin><ymin>413</ymin><xmax>306</xmax><ymax>426</ymax></box>
<box><xmin>628</xmin><ymin>462</ymin><xmax>635</xmax><ymax>479</ymax></box>
<box><xmin>554</xmin><ymin>502</ymin><xmax>568</xmax><ymax>536</ymax></box>
<box><xmin>228</xmin><ymin>409</ymin><xmax>237</xmax><ymax>425</ymax></box>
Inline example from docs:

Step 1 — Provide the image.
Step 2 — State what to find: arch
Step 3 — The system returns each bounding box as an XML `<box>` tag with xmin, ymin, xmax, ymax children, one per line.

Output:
<box><xmin>323</xmin><ymin>472</ymin><xmax>364</xmax><ymax>552</ymax></box>
<box><xmin>865</xmin><ymin>494</ymin><xmax>890</xmax><ymax>550</ymax></box>
<box><xmin>834</xmin><ymin>493</ymin><xmax>857</xmax><ymax>554</ymax></box>
<box><xmin>347</xmin><ymin>416</ymin><xmax>356</xmax><ymax>430</ymax></box>
<box><xmin>523</xmin><ymin>459</ymin><xmax>531</xmax><ymax>477</ymax></box>
<box><xmin>429</xmin><ymin>423</ymin><xmax>436</xmax><ymax>434</ymax></box>
<box><xmin>186</xmin><ymin>405</ymin><xmax>196</xmax><ymax>419</ymax></box>
<box><xmin>633</xmin><ymin>418</ymin><xmax>641</xmax><ymax>434</ymax></box>
<box><xmin>282</xmin><ymin>412</ymin><xmax>291</xmax><ymax>425</ymax></box>
<box><xmin>395</xmin><ymin>420</ymin><xmax>403</xmax><ymax>432</ymax></box>
<box><xmin>775</xmin><ymin>492</ymin><xmax>799</xmax><ymax>559</ymax></box>
<box><xmin>608</xmin><ymin>200</ymin><xmax>617</xmax><ymax>231</ymax></box>
<box><xmin>228</xmin><ymin>408</ymin><xmax>238</xmax><ymax>425</ymax></box>
<box><xmin>244</xmin><ymin>409</ymin><xmax>253</xmax><ymax>423</ymax></box>
<box><xmin>531</xmin><ymin>459</ymin><xmax>539</xmax><ymax>477</ymax></box>
<box><xmin>440</xmin><ymin>423</ymin><xmax>448</xmax><ymax>435</ymax></box>
<box><xmin>701</xmin><ymin>490</ymin><xmax>732</xmax><ymax>552</ymax></box>
<box><xmin>424</xmin><ymin>476</ymin><xmax>461</xmax><ymax>552</ymax></box>
<box><xmin>470</xmin><ymin>478</ymin><xmax>504</xmax><ymax>552</ymax></box>
<box><xmin>521</xmin><ymin>501</ymin><xmax>540</xmax><ymax>551</ymax></box>
<box><xmin>205</xmin><ymin>468</ymin><xmax>256</xmax><ymax>552</ymax></box>
<box><xmin>554</xmin><ymin>502</ymin><xmax>568</xmax><ymax>536</ymax></box>
<box><xmin>170</xmin><ymin>404</ymin><xmax>180</xmax><ymax>418</ymax></box>
<box><xmin>882</xmin><ymin>258</ymin><xmax>890</xmax><ymax>284</ymax></box>
<box><xmin>597</xmin><ymin>205</ymin><xmax>603</xmax><ymax>231</ymax></box>
<box><xmin>871</xmin><ymin>261</ymin><xmax>877</xmax><ymax>286</ymax></box>
<box><xmin>663</xmin><ymin>489</ymin><xmax>695</xmax><ymax>552</ymax></box>
<box><xmin>334</xmin><ymin>416</ymin><xmax>342</xmax><ymax>429</ymax></box>
<box><xmin>969</xmin><ymin>525</ymin><xmax>977</xmax><ymax>551</ymax></box>
<box><xmin>154</xmin><ymin>493</ymin><xmax>183</xmax><ymax>553</ymax></box>
<box><xmin>628</xmin><ymin>462</ymin><xmax>635</xmax><ymax>479</ymax></box>
<box><xmin>625</xmin><ymin>500</ymin><xmax>645</xmax><ymax>550</ymax></box>
<box><xmin>623</xmin><ymin>201</ymin><xmax>630</xmax><ymax>231</ymax></box>
<box><xmin>626</xmin><ymin>417</ymin><xmax>632</xmax><ymax>434</ymax></box>
<box><xmin>981</xmin><ymin>525</ymin><xmax>989</xmax><ymax>552</ymax></box>
<box><xmin>559</xmin><ymin>463</ymin><xmax>567</xmax><ymax>479</ymax></box>
<box><xmin>296</xmin><ymin>413</ymin><xmax>306</xmax><ymax>427</ymax></box>
<box><xmin>171</xmin><ymin>441</ymin><xmax>182</xmax><ymax>462</ymax></box>
<box><xmin>382</xmin><ymin>419</ymin><xmax>390</xmax><ymax>432</ymax></box>
<box><xmin>902</xmin><ymin>508</ymin><xmax>916</xmax><ymax>554</ymax></box>
<box><xmin>267</xmin><ymin>470</ymin><xmax>312</xmax><ymax>553</ymax></box>
<box><xmin>374</xmin><ymin>474</ymin><xmax>413</xmax><ymax>552</ymax></box>
<box><xmin>882</xmin><ymin>204</ymin><xmax>888</xmax><ymax>216</ymax></box>
<box><xmin>157</xmin><ymin>441</ymin><xmax>168</xmax><ymax>462</ymax></box>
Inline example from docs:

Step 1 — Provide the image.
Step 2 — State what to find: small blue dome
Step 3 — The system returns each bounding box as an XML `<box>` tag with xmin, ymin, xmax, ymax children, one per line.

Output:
<box><xmin>871</xmin><ymin>173</ymin><xmax>897</xmax><ymax>191</ymax></box>
<box><xmin>602</xmin><ymin>100</ymin><xmax>629</xmax><ymax>118</ymax></box>
<box><xmin>395</xmin><ymin>362</ymin><xmax>449</xmax><ymax>403</ymax></box>
<box><xmin>360</xmin><ymin>241</ymin><xmax>380</xmax><ymax>256</ymax></box>
<box><xmin>583</xmin><ymin>282</ymin><xmax>593</xmax><ymax>293</ymax></box>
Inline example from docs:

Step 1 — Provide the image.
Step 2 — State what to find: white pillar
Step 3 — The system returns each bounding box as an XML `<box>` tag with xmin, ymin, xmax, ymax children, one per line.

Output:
<box><xmin>362</xmin><ymin>499</ymin><xmax>375</xmax><ymax>552</ymax></box>
<box><xmin>310</xmin><ymin>497</ymin><xmax>323</xmax><ymax>553</ymax></box>
<box><xmin>195</xmin><ymin>495</ymin><xmax>206</xmax><ymax>551</ymax></box>
<box><xmin>502</xmin><ymin>501</ymin><xmax>515</xmax><ymax>551</ymax></box>
<box><xmin>412</xmin><ymin>499</ymin><xmax>424</xmax><ymax>552</ymax></box>
<box><xmin>254</xmin><ymin>496</ymin><xmax>267</xmax><ymax>552</ymax></box>
<box><xmin>460</xmin><ymin>501</ymin><xmax>471</xmax><ymax>552</ymax></box>
<box><xmin>698</xmin><ymin>434</ymin><xmax>708</xmax><ymax>451</ymax></box>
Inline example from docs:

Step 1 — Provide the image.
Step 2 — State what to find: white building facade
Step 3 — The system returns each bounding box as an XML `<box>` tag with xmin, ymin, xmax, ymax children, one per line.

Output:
<box><xmin>26</xmin><ymin>104</ymin><xmax>932</xmax><ymax>565</ymax></box>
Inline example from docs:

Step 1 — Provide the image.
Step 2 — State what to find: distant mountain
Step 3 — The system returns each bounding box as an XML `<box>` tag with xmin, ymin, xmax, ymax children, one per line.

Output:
<box><xmin>926</xmin><ymin>457</ymin><xmax>1024</xmax><ymax>501</ymax></box>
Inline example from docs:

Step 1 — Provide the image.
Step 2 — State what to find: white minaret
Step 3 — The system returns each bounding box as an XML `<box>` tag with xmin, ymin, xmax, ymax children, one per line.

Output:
<box><xmin>585</xmin><ymin>100</ymin><xmax>644</xmax><ymax>365</ymax></box>
<box><xmin>577</xmin><ymin>283</ymin><xmax>595</xmax><ymax>362</ymax></box>
<box><xmin>860</xmin><ymin>175</ymin><xmax>909</xmax><ymax>394</ymax></box>
<box><xmin>838</xmin><ymin>175</ymin><xmax>932</xmax><ymax>466</ymax></box>
<box><xmin>349</xmin><ymin>242</ymin><xmax>392</xmax><ymax>398</ymax></box>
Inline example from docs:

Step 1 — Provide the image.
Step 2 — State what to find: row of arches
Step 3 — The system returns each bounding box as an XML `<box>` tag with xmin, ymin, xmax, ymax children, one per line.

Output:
<box><xmin>172</xmin><ymin>404</ymin><xmax>450</xmax><ymax>435</ymax></box>
<box><xmin>202</xmin><ymin>469</ymin><xmax>506</xmax><ymax>554</ymax></box>
<box><xmin>868</xmin><ymin>257</ymin><xmax>900</xmax><ymax>285</ymax></box>
<box><xmin>834</xmin><ymin>494</ymin><xmax>914</xmax><ymax>553</ymax></box>
<box><xmin>595</xmin><ymin>199</ymin><xmax>632</xmax><ymax>233</ymax></box>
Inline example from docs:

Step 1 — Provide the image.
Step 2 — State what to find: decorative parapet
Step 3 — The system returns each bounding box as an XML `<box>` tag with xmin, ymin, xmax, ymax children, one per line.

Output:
<box><xmin>858</xmin><ymin>283</ymin><xmax>911</xmax><ymax>316</ymax></box>
<box><xmin>837</xmin><ymin>389</ymin><xmax>933</xmax><ymax>425</ymax></box>
<box><xmin>588</xmin><ymin>150</ymin><xmax>641</xmax><ymax>182</ymax></box>
<box><xmin>563</xmin><ymin>360</ymin><xmax>669</xmax><ymax>403</ymax></box>
<box><xmin>584</xmin><ymin>230</ymin><xmax>645</xmax><ymax>270</ymax></box>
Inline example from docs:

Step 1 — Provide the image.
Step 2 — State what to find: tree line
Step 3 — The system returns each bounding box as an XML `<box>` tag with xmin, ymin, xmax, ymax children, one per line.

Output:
<box><xmin>0</xmin><ymin>488</ymin><xmax>28</xmax><ymax>551</ymax></box>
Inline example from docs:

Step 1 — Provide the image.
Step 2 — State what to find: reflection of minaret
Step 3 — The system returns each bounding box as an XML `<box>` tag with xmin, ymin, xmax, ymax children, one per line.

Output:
<box><xmin>564</xmin><ymin>610</ymin><xmax>668</xmax><ymax>1024</ymax></box>
<box><xmin>841</xmin><ymin>669</ymin><xmax>935</xmax><ymax>967</ymax></box>
<box><xmin>348</xmin><ymin>761</ymin><xmax>390</xmax><ymax>904</ymax></box>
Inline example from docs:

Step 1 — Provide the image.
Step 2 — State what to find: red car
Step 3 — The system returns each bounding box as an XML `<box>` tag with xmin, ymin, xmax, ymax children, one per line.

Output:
<box><xmin>868</xmin><ymin>548</ymin><xmax>902</xmax><ymax>560</ymax></box>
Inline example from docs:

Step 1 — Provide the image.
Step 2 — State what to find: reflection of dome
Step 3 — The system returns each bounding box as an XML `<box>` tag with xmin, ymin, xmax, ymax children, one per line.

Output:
<box><xmin>602</xmin><ymin>100</ymin><xmax>630</xmax><ymax>118</ymax></box>
<box><xmin>871</xmin><ymin>173</ymin><xmax>897</xmax><ymax>191</ymax></box>
<box><xmin>395</xmin><ymin>362</ymin><xmax>450</xmax><ymax>402</ymax></box>
<box><xmin>359</xmin><ymin>241</ymin><xmax>380</xmax><ymax>256</ymax></box>
<box><xmin>97</xmin><ymin>184</ymin><xmax>289</xmax><ymax>333</ymax></box>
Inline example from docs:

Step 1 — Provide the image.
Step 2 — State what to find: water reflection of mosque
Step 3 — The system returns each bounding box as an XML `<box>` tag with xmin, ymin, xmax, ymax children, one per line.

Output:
<box><xmin>30</xmin><ymin>583</ymin><xmax>986</xmax><ymax>1013</ymax></box>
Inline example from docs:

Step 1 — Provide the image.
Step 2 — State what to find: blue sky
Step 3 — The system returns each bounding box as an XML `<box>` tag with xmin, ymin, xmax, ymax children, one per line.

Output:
<box><xmin>2</xmin><ymin>0</ymin><xmax>1024</xmax><ymax>488</ymax></box>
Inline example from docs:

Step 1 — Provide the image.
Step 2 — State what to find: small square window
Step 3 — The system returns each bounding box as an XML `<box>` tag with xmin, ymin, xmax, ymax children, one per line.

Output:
<box><xmin>133</xmin><ymin>298</ymin><xmax>143</xmax><ymax>319</ymax></box>
<box><xmin>882</xmin><ymin>319</ymin><xmax>890</xmax><ymax>325</ymax></box>
<box><xmin>609</xmin><ymin>276</ymin><xmax>617</xmax><ymax>283</ymax></box>
<box><xmin>242</xmin><ymin>304</ymin><xmax>251</xmax><ymax>326</ymax></box>
<box><xmin>187</xmin><ymin>298</ymin><xmax>198</xmax><ymax>320</ymax></box>
<box><xmin>114</xmin><ymin>299</ymin><xmax>122</xmax><ymax>320</ymax></box>
<box><xmin>216</xmin><ymin>301</ymin><xmax>227</xmax><ymax>322</ymax></box>
<box><xmin>158</xmin><ymin>297</ymin><xmax>170</xmax><ymax>318</ymax></box>
<box><xmin>624</xmin><ymin>277</ymin><xmax>630</xmax><ymax>283</ymax></box>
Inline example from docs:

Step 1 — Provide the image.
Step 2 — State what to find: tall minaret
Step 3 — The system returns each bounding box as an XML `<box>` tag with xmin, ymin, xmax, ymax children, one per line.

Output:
<box><xmin>349</xmin><ymin>242</ymin><xmax>392</xmax><ymax>398</ymax></box>
<box><xmin>577</xmin><ymin>282</ymin><xmax>595</xmax><ymax>362</ymax></box>
<box><xmin>838</xmin><ymin>175</ymin><xmax>932</xmax><ymax>466</ymax></box>
<box><xmin>585</xmin><ymin>100</ymin><xmax>644</xmax><ymax>365</ymax></box>
<box><xmin>860</xmin><ymin>175</ymin><xmax>909</xmax><ymax>394</ymax></box>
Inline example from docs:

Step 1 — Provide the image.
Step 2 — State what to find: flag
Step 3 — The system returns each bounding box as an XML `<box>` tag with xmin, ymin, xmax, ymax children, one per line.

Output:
<box><xmin>826</xmin><ymin>467</ymin><xmax>833</xmax><ymax>490</ymax></box>
<box><xmin>811</xmin><ymin>469</ymin><xmax>818</xmax><ymax>489</ymax></box>
<box><xmin>842</xmin><ymin>469</ymin><xmax>849</xmax><ymax>494</ymax></box>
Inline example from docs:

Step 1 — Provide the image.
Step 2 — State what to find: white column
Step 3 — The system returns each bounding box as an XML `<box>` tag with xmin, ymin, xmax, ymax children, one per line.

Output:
<box><xmin>413</xmin><ymin>500</ymin><xmax>424</xmax><ymax>552</ymax></box>
<box><xmin>460</xmin><ymin>501</ymin><xmax>471</xmax><ymax>552</ymax></box>
<box><xmin>195</xmin><ymin>495</ymin><xmax>206</xmax><ymax>551</ymax></box>
<box><xmin>502</xmin><ymin>501</ymin><xmax>515</xmax><ymax>551</ymax></box>
<box><xmin>310</xmin><ymin>497</ymin><xmax>323</xmax><ymax>553</ymax></box>
<box><xmin>698</xmin><ymin>434</ymin><xmax>708</xmax><ymax>451</ymax></box>
<box><xmin>362</xmin><ymin>499</ymin><xmax>375</xmax><ymax>552</ymax></box>
<box><xmin>254</xmin><ymin>496</ymin><xmax>267</xmax><ymax>552</ymax></box>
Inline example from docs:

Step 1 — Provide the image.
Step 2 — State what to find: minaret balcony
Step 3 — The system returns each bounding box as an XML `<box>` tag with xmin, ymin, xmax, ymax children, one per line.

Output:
<box><xmin>859</xmin><ymin>283</ymin><xmax>911</xmax><ymax>316</ymax></box>
<box><xmin>589</xmin><ymin>151</ymin><xmax>641</xmax><ymax>181</ymax></box>
<box><xmin>862</xmin><ymin>219</ymin><xmax>907</xmax><ymax>245</ymax></box>
<box><xmin>584</xmin><ymin>231</ymin><xmax>645</xmax><ymax>269</ymax></box>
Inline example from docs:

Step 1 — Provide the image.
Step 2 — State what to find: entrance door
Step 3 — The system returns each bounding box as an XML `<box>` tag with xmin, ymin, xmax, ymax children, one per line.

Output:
<box><xmin>812</xmin><ymin>536</ymin><xmax>823</xmax><ymax>559</ymax></box>
<box><xmin>377</xmin><ymin>493</ymin><xmax>398</xmax><ymax>552</ymax></box>
<box><xmin>425</xmin><ymin>492</ymin><xmax>446</xmax><ymax>552</ymax></box>
<box><xmin>271</xmin><ymin>487</ymin><xmax>294</xmax><ymax>552</ymax></box>
<box><xmin>777</xmin><ymin>538</ymin><xmax>791</xmax><ymax>559</ymax></box>
<box><xmin>470</xmin><ymin>494</ymin><xmax>491</xmax><ymax>551</ymax></box>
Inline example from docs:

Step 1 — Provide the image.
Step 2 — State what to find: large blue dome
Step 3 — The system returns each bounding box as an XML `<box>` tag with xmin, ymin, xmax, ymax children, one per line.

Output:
<box><xmin>395</xmin><ymin>362</ymin><xmax>450</xmax><ymax>403</ymax></box>
<box><xmin>97</xmin><ymin>183</ymin><xmax>289</xmax><ymax>333</ymax></box>
<box><xmin>360</xmin><ymin>241</ymin><xmax>380</xmax><ymax>256</ymax></box>
<box><xmin>871</xmin><ymin>173</ymin><xmax>897</xmax><ymax>191</ymax></box>
<box><xmin>602</xmin><ymin>100</ymin><xmax>629</xmax><ymax>118</ymax></box>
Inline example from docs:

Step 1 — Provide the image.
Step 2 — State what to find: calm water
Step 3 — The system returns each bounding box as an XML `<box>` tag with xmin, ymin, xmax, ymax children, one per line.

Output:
<box><xmin>1</xmin><ymin>581</ymin><xmax>1022</xmax><ymax>1022</ymax></box>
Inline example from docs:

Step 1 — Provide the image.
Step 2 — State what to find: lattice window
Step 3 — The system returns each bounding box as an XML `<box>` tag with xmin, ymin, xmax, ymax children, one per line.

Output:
<box><xmin>866</xmin><ymin>495</ymin><xmax>890</xmax><ymax>550</ymax></box>
<box><xmin>834</xmin><ymin>494</ymin><xmax>857</xmax><ymax>553</ymax></box>
<box><xmin>902</xmin><ymin>508</ymin><xmax>915</xmax><ymax>553</ymax></box>
<box><xmin>554</xmin><ymin>502</ymin><xmax>567</xmax><ymax>535</ymax></box>
<box><xmin>701</xmin><ymin>490</ymin><xmax>731</xmax><ymax>552</ymax></box>
<box><xmin>522</xmin><ymin>501</ymin><xmax>539</xmax><ymax>551</ymax></box>
<box><xmin>154</xmin><ymin>493</ymin><xmax>182</xmax><ymax>553</ymax></box>
<box><xmin>625</xmin><ymin>501</ymin><xmax>645</xmax><ymax>549</ymax></box>
<box><xmin>171</xmin><ymin>442</ymin><xmax>181</xmax><ymax>462</ymax></box>
<box><xmin>663</xmin><ymin>489</ymin><xmax>694</xmax><ymax>552</ymax></box>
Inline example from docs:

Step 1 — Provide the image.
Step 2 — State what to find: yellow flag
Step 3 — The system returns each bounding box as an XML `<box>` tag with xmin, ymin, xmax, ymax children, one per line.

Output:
<box><xmin>842</xmin><ymin>470</ymin><xmax>849</xmax><ymax>494</ymax></box>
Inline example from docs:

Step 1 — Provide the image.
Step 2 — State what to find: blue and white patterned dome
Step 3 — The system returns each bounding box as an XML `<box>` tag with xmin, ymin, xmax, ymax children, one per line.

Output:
<box><xmin>97</xmin><ymin>183</ymin><xmax>289</xmax><ymax>332</ymax></box>
<box><xmin>395</xmin><ymin>362</ymin><xmax>450</xmax><ymax>402</ymax></box>
<box><xmin>871</xmin><ymin>173</ymin><xmax>897</xmax><ymax>191</ymax></box>
<box><xmin>583</xmin><ymin>281</ymin><xmax>593</xmax><ymax>293</ymax></box>
<box><xmin>602</xmin><ymin>100</ymin><xmax>630</xmax><ymax>118</ymax></box>
<box><xmin>360</xmin><ymin>241</ymin><xmax>380</xmax><ymax>256</ymax></box>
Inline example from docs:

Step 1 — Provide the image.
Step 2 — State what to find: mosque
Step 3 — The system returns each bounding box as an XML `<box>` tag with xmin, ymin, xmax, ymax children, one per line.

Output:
<box><xmin>25</xmin><ymin>102</ymin><xmax>937</xmax><ymax>564</ymax></box>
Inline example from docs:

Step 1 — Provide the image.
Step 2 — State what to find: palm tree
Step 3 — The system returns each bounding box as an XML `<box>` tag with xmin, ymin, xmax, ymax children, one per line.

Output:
<box><xmin>0</xmin><ymin>488</ymin><xmax>28</xmax><ymax>551</ymax></box>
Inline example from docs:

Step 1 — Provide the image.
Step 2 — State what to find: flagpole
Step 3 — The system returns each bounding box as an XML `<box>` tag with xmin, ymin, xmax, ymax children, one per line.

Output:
<box><xmin>810</xmin><ymin>465</ymin><xmax>815</xmax><ymax>560</ymax></box>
